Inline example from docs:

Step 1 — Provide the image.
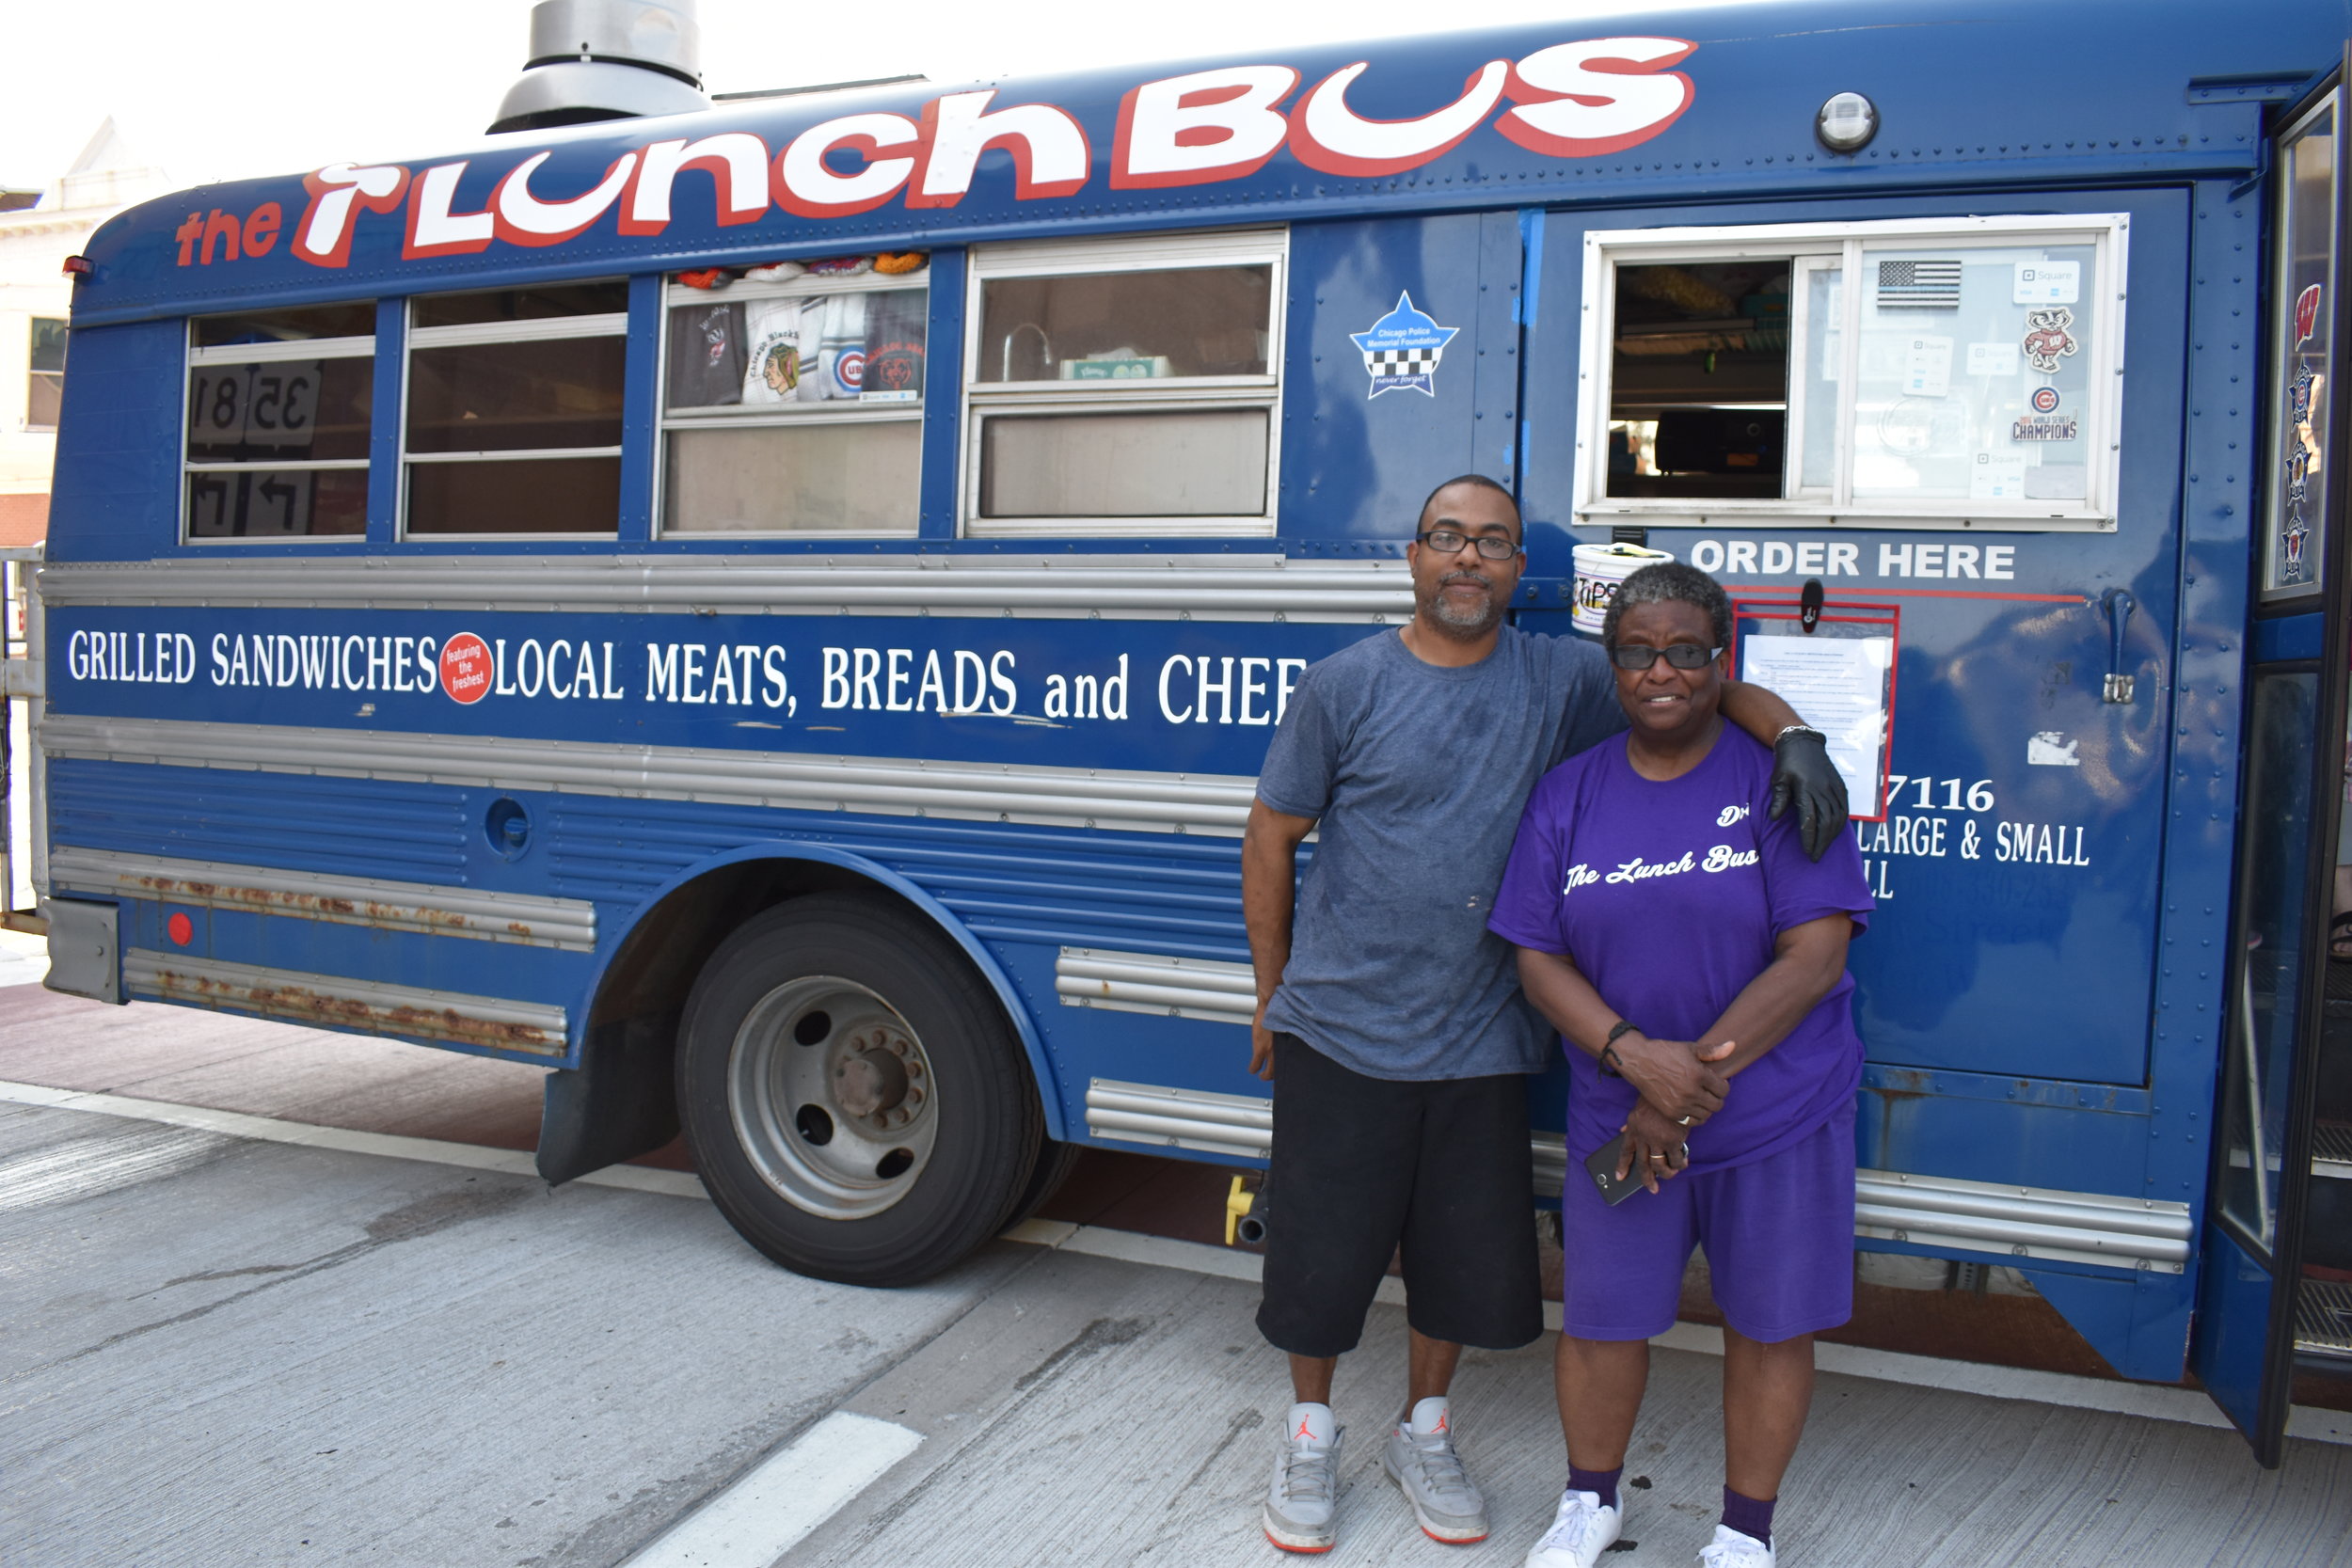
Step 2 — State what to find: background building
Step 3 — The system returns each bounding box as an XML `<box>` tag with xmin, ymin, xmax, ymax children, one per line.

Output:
<box><xmin>0</xmin><ymin>119</ymin><xmax>168</xmax><ymax>546</ymax></box>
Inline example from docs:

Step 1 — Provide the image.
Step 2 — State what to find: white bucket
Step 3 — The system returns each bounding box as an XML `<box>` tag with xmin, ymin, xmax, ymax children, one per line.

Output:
<box><xmin>1571</xmin><ymin>543</ymin><xmax>1677</xmax><ymax>636</ymax></box>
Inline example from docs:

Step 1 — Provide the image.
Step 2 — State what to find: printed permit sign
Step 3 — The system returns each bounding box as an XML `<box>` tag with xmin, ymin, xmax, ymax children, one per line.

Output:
<box><xmin>1736</xmin><ymin>609</ymin><xmax>1899</xmax><ymax>819</ymax></box>
<box><xmin>2014</xmin><ymin>261</ymin><xmax>2080</xmax><ymax>304</ymax></box>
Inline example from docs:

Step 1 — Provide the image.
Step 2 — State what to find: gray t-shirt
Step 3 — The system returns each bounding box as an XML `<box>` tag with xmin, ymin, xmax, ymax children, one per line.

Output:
<box><xmin>1257</xmin><ymin>626</ymin><xmax>1626</xmax><ymax>1081</ymax></box>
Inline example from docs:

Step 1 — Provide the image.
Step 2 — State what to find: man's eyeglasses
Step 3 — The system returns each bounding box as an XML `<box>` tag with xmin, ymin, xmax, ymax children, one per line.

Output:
<box><xmin>1416</xmin><ymin>529</ymin><xmax>1522</xmax><ymax>561</ymax></box>
<box><xmin>1609</xmin><ymin>643</ymin><xmax>1723</xmax><ymax>671</ymax></box>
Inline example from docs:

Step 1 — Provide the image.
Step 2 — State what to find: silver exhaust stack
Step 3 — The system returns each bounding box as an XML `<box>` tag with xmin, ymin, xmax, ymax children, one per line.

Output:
<box><xmin>489</xmin><ymin>0</ymin><xmax>709</xmax><ymax>135</ymax></box>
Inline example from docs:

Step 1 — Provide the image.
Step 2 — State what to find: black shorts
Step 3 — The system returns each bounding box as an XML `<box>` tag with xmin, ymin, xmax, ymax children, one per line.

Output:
<box><xmin>1255</xmin><ymin>1033</ymin><xmax>1542</xmax><ymax>1357</ymax></box>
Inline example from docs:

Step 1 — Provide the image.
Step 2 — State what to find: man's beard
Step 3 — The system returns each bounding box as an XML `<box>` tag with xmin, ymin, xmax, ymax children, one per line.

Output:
<box><xmin>1424</xmin><ymin>572</ymin><xmax>1502</xmax><ymax>637</ymax></box>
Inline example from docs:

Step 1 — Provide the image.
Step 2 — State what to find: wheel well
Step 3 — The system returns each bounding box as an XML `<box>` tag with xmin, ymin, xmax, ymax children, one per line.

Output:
<box><xmin>541</xmin><ymin>851</ymin><xmax>1058</xmax><ymax>1187</ymax></box>
<box><xmin>588</xmin><ymin>857</ymin><xmax>887</xmax><ymax>1052</ymax></box>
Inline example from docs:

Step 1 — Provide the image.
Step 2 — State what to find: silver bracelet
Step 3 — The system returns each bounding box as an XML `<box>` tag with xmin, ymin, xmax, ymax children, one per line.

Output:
<box><xmin>1774</xmin><ymin>724</ymin><xmax>1824</xmax><ymax>744</ymax></box>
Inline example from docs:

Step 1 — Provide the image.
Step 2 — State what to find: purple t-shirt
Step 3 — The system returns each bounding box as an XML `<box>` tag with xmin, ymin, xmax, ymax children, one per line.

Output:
<box><xmin>1486</xmin><ymin>725</ymin><xmax>1874</xmax><ymax>1174</ymax></box>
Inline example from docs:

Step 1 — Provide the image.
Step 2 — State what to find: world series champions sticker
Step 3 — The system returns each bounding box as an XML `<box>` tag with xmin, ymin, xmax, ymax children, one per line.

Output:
<box><xmin>1350</xmin><ymin>293</ymin><xmax>1459</xmax><ymax>399</ymax></box>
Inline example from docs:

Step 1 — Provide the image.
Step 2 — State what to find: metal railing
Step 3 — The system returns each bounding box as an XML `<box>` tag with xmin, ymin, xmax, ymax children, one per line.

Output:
<box><xmin>1</xmin><ymin>544</ymin><xmax>46</xmax><ymax>936</ymax></box>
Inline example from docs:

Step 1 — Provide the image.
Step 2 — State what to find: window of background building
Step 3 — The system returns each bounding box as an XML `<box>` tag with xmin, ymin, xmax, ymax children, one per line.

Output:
<box><xmin>660</xmin><ymin>261</ymin><xmax>928</xmax><ymax>535</ymax></box>
<box><xmin>963</xmin><ymin>230</ymin><xmax>1283</xmax><ymax>536</ymax></box>
<box><xmin>405</xmin><ymin>281</ymin><xmax>627</xmax><ymax>537</ymax></box>
<box><xmin>183</xmin><ymin>302</ymin><xmax>373</xmax><ymax>539</ymax></box>
<box><xmin>27</xmin><ymin>318</ymin><xmax>67</xmax><ymax>429</ymax></box>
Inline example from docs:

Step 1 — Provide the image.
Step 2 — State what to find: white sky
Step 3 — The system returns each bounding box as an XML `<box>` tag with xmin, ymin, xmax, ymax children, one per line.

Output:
<box><xmin>0</xmin><ymin>0</ymin><xmax>1741</xmax><ymax>191</ymax></box>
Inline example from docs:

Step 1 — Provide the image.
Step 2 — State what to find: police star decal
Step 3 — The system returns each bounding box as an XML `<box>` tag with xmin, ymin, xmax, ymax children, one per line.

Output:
<box><xmin>1351</xmin><ymin>293</ymin><xmax>1459</xmax><ymax>399</ymax></box>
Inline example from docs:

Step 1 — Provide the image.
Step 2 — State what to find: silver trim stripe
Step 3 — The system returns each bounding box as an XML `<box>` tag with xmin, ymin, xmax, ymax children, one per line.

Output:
<box><xmin>1086</xmin><ymin>1079</ymin><xmax>1565</xmax><ymax>1192</ymax></box>
<box><xmin>38</xmin><ymin>715</ymin><xmax>1259</xmax><ymax>836</ymax></box>
<box><xmin>1855</xmin><ymin>1167</ymin><xmax>2192</xmax><ymax>1274</ymax></box>
<box><xmin>1055</xmin><ymin>948</ymin><xmax>1255</xmax><ymax>1023</ymax></box>
<box><xmin>121</xmin><ymin>949</ymin><xmax>570</xmax><ymax>1056</ymax></box>
<box><xmin>1084</xmin><ymin>1078</ymin><xmax>2193</xmax><ymax>1274</ymax></box>
<box><xmin>48</xmin><ymin>847</ymin><xmax>597</xmax><ymax>950</ymax></box>
<box><xmin>38</xmin><ymin>554</ymin><xmax>1416</xmax><ymax>624</ymax></box>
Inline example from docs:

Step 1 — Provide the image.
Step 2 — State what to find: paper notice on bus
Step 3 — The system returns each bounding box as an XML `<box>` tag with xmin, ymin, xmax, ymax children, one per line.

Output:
<box><xmin>1738</xmin><ymin>632</ymin><xmax>1894</xmax><ymax>816</ymax></box>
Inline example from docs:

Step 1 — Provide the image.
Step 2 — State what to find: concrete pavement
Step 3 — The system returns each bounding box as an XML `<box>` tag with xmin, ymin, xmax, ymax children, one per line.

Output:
<box><xmin>4</xmin><ymin>1078</ymin><xmax>2352</xmax><ymax>1567</ymax></box>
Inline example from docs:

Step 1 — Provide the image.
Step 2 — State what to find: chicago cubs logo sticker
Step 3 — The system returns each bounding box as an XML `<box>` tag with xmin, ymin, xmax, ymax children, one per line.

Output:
<box><xmin>440</xmin><ymin>633</ymin><xmax>493</xmax><ymax>703</ymax></box>
<box><xmin>2030</xmin><ymin>387</ymin><xmax>2060</xmax><ymax>414</ymax></box>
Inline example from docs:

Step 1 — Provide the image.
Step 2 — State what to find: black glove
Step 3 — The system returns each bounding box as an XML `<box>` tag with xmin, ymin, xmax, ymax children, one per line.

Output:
<box><xmin>1768</xmin><ymin>728</ymin><xmax>1849</xmax><ymax>863</ymax></box>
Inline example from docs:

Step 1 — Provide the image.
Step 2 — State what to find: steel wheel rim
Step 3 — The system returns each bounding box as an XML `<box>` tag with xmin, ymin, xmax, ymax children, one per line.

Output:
<box><xmin>727</xmin><ymin>974</ymin><xmax>938</xmax><ymax>1220</ymax></box>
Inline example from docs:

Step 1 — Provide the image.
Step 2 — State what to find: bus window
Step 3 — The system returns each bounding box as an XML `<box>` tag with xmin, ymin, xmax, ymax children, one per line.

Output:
<box><xmin>184</xmin><ymin>301</ymin><xmax>374</xmax><ymax>539</ymax></box>
<box><xmin>404</xmin><ymin>279</ymin><xmax>628</xmax><ymax>536</ymax></box>
<box><xmin>964</xmin><ymin>230</ymin><xmax>1282</xmax><ymax>535</ymax></box>
<box><xmin>1608</xmin><ymin>261</ymin><xmax>1790</xmax><ymax>501</ymax></box>
<box><xmin>1578</xmin><ymin>217</ymin><xmax>2124</xmax><ymax>531</ymax></box>
<box><xmin>659</xmin><ymin>263</ymin><xmax>927</xmax><ymax>535</ymax></box>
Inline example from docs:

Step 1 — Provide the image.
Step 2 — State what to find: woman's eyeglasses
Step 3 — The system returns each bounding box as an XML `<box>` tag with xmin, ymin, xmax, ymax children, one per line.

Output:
<box><xmin>1415</xmin><ymin>529</ymin><xmax>1523</xmax><ymax>561</ymax></box>
<box><xmin>1608</xmin><ymin>643</ymin><xmax>1723</xmax><ymax>671</ymax></box>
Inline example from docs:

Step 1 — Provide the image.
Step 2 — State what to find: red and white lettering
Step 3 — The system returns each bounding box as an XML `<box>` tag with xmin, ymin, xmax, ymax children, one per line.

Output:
<box><xmin>492</xmin><ymin>150</ymin><xmax>639</xmax><ymax>246</ymax></box>
<box><xmin>910</xmin><ymin>90</ymin><xmax>1089</xmax><ymax>208</ymax></box>
<box><xmin>403</xmin><ymin>162</ymin><xmax>496</xmax><ymax>259</ymax></box>
<box><xmin>1111</xmin><ymin>65</ymin><xmax>1298</xmax><ymax>189</ymax></box>
<box><xmin>293</xmin><ymin>163</ymin><xmax>409</xmax><ymax>268</ymax></box>
<box><xmin>620</xmin><ymin>133</ymin><xmax>771</xmax><ymax>233</ymax></box>
<box><xmin>1288</xmin><ymin>59</ymin><xmax>1510</xmax><ymax>178</ymax></box>
<box><xmin>1496</xmin><ymin>38</ymin><xmax>1696</xmax><ymax>158</ymax></box>
<box><xmin>774</xmin><ymin>113</ymin><xmax>921</xmax><ymax>218</ymax></box>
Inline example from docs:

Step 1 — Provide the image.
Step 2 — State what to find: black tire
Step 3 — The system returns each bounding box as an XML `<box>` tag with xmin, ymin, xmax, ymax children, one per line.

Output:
<box><xmin>1000</xmin><ymin>1138</ymin><xmax>1082</xmax><ymax>1230</ymax></box>
<box><xmin>676</xmin><ymin>892</ymin><xmax>1042</xmax><ymax>1286</ymax></box>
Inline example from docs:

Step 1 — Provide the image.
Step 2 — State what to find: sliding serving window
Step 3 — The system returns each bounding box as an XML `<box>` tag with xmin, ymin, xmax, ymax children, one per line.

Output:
<box><xmin>659</xmin><ymin>270</ymin><xmax>927</xmax><ymax>535</ymax></box>
<box><xmin>404</xmin><ymin>280</ymin><xmax>627</xmax><ymax>536</ymax></box>
<box><xmin>184</xmin><ymin>301</ymin><xmax>374</xmax><ymax>539</ymax></box>
<box><xmin>964</xmin><ymin>230</ymin><xmax>1283</xmax><ymax>537</ymax></box>
<box><xmin>1577</xmin><ymin>215</ymin><xmax>2127</xmax><ymax>531</ymax></box>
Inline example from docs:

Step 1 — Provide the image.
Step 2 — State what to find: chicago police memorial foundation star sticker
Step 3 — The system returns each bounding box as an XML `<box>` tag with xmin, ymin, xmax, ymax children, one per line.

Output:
<box><xmin>1351</xmin><ymin>293</ymin><xmax>1459</xmax><ymax>398</ymax></box>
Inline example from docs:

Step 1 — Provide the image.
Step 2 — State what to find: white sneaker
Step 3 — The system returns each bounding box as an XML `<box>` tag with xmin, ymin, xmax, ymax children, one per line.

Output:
<box><xmin>1699</xmin><ymin>1524</ymin><xmax>1776</xmax><ymax>1567</ymax></box>
<box><xmin>1263</xmin><ymin>1402</ymin><xmax>1343</xmax><ymax>1553</ymax></box>
<box><xmin>1523</xmin><ymin>1487</ymin><xmax>1621</xmax><ymax>1567</ymax></box>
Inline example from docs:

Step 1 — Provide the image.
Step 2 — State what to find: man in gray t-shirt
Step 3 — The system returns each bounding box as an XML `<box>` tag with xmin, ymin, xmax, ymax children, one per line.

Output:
<box><xmin>1242</xmin><ymin>475</ymin><xmax>1843</xmax><ymax>1555</ymax></box>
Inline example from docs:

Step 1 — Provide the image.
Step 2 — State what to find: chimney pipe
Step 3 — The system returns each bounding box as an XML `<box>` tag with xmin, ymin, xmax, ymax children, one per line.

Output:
<box><xmin>489</xmin><ymin>0</ymin><xmax>709</xmax><ymax>135</ymax></box>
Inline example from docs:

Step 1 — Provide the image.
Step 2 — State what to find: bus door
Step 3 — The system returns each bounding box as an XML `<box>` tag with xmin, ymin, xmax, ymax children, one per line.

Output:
<box><xmin>1519</xmin><ymin>187</ymin><xmax>2204</xmax><ymax>1384</ymax></box>
<box><xmin>2193</xmin><ymin>57</ymin><xmax>2352</xmax><ymax>1465</ymax></box>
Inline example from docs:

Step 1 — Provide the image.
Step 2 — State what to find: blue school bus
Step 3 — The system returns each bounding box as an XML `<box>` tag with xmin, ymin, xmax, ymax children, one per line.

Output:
<box><xmin>17</xmin><ymin>0</ymin><xmax>2352</xmax><ymax>1462</ymax></box>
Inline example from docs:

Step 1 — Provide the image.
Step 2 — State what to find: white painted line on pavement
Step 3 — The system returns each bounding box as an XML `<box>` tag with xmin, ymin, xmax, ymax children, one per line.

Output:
<box><xmin>621</xmin><ymin>1411</ymin><xmax>922</xmax><ymax>1568</ymax></box>
<box><xmin>8</xmin><ymin>1079</ymin><xmax>2345</xmax><ymax>1449</ymax></box>
<box><xmin>0</xmin><ymin>1079</ymin><xmax>705</xmax><ymax>1199</ymax></box>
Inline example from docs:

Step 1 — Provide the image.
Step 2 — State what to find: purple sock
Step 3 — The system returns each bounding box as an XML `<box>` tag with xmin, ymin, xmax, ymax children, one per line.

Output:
<box><xmin>1568</xmin><ymin>1465</ymin><xmax>1622</xmax><ymax>1511</ymax></box>
<box><xmin>1721</xmin><ymin>1487</ymin><xmax>1775</xmax><ymax>1546</ymax></box>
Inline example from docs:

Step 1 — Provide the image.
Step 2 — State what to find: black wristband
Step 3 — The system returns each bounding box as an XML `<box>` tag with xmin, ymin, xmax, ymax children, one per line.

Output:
<box><xmin>1599</xmin><ymin>1020</ymin><xmax>1638</xmax><ymax>1077</ymax></box>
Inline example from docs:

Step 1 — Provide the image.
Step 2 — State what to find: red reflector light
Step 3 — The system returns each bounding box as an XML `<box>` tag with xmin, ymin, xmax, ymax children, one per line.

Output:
<box><xmin>62</xmin><ymin>255</ymin><xmax>93</xmax><ymax>276</ymax></box>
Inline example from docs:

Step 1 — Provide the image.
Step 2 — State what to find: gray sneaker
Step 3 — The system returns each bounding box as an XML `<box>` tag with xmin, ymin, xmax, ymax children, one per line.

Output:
<box><xmin>1381</xmin><ymin>1397</ymin><xmax>1489</xmax><ymax>1544</ymax></box>
<box><xmin>1263</xmin><ymin>1402</ymin><xmax>1343</xmax><ymax>1553</ymax></box>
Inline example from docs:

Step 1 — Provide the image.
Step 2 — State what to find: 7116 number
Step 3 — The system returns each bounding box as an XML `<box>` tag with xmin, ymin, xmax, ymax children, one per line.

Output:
<box><xmin>1883</xmin><ymin>775</ymin><xmax>1994</xmax><ymax>813</ymax></box>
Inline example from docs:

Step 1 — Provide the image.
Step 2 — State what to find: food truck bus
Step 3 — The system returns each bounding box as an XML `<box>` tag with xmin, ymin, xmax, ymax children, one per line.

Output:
<box><xmin>13</xmin><ymin>0</ymin><xmax>2350</xmax><ymax>1463</ymax></box>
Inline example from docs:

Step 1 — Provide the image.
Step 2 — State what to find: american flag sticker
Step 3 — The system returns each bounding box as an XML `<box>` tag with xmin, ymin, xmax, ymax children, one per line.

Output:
<box><xmin>1876</xmin><ymin>259</ymin><xmax>1963</xmax><ymax>309</ymax></box>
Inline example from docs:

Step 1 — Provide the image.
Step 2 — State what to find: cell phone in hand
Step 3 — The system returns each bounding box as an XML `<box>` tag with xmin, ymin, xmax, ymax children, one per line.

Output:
<box><xmin>1584</xmin><ymin>1132</ymin><xmax>1646</xmax><ymax>1206</ymax></box>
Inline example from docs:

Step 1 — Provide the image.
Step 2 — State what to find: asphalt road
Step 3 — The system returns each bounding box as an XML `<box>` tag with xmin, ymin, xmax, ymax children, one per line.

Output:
<box><xmin>4</xmin><ymin>1082</ymin><xmax>2352</xmax><ymax>1568</ymax></box>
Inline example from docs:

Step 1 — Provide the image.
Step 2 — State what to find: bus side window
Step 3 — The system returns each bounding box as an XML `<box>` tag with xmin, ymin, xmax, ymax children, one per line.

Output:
<box><xmin>404</xmin><ymin>280</ymin><xmax>629</xmax><ymax>537</ymax></box>
<box><xmin>964</xmin><ymin>229</ymin><xmax>1283</xmax><ymax>537</ymax></box>
<box><xmin>183</xmin><ymin>301</ymin><xmax>375</xmax><ymax>540</ymax></box>
<box><xmin>659</xmin><ymin>261</ymin><xmax>928</xmax><ymax>535</ymax></box>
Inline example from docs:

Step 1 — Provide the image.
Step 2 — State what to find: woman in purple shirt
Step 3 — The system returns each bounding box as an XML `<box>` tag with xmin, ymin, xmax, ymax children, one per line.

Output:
<box><xmin>1487</xmin><ymin>563</ymin><xmax>1874</xmax><ymax>1568</ymax></box>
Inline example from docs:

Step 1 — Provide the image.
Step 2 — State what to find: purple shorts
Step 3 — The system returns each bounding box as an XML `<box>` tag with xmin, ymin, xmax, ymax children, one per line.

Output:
<box><xmin>1560</xmin><ymin>1100</ymin><xmax>1856</xmax><ymax>1344</ymax></box>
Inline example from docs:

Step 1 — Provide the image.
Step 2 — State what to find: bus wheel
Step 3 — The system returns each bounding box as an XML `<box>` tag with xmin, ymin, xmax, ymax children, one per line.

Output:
<box><xmin>677</xmin><ymin>893</ymin><xmax>1042</xmax><ymax>1287</ymax></box>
